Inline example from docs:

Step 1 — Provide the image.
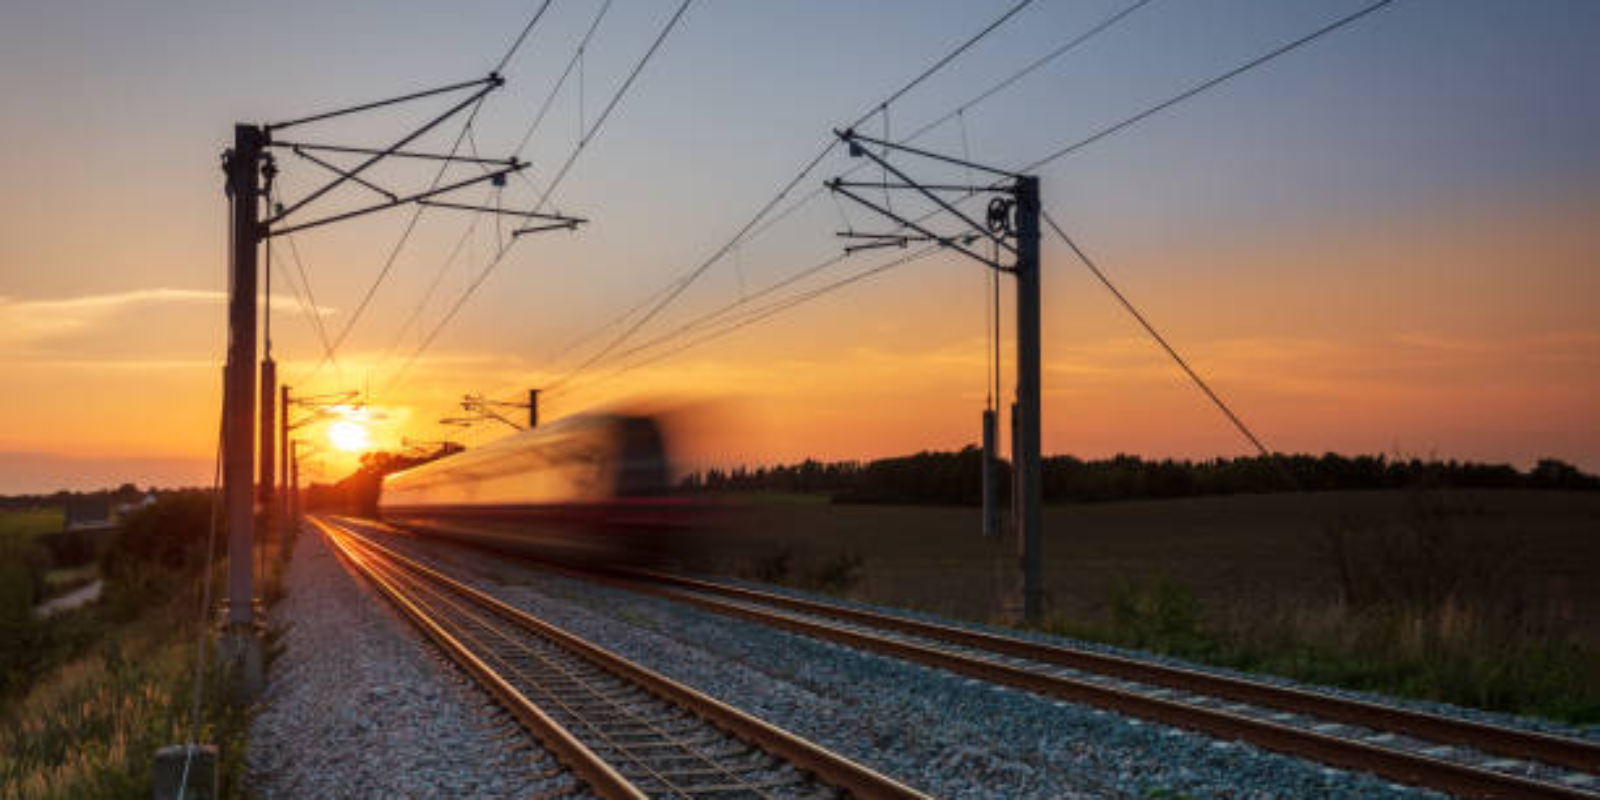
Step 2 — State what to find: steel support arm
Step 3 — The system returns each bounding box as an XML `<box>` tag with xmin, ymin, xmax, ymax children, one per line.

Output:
<box><xmin>266</xmin><ymin>164</ymin><xmax>524</xmax><ymax>238</ymax></box>
<box><xmin>268</xmin><ymin>80</ymin><xmax>501</xmax><ymax>225</ymax></box>
<box><xmin>830</xmin><ymin>183</ymin><xmax>1005</xmax><ymax>272</ymax></box>
<box><xmin>840</xmin><ymin>134</ymin><xmax>1015</xmax><ymax>257</ymax></box>
<box><xmin>267</xmin><ymin>74</ymin><xmax>500</xmax><ymax>132</ymax></box>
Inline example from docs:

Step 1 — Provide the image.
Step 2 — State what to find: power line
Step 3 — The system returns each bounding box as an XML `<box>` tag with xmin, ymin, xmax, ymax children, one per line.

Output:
<box><xmin>304</xmin><ymin>103</ymin><xmax>487</xmax><ymax>384</ymax></box>
<box><xmin>296</xmin><ymin>0</ymin><xmax>556</xmax><ymax>386</ymax></box>
<box><xmin>1041</xmin><ymin>208</ymin><xmax>1270</xmax><ymax>456</ymax></box>
<box><xmin>513</xmin><ymin>0</ymin><xmax>614</xmax><ymax>159</ymax></box>
<box><xmin>367</xmin><ymin>0</ymin><xmax>605</xmax><ymax>384</ymax></box>
<box><xmin>496</xmin><ymin>0</ymin><xmax>557</xmax><ymax>73</ymax></box>
<box><xmin>680</xmin><ymin>0</ymin><xmax>1156</xmax><ymax>296</ymax></box>
<box><xmin>383</xmin><ymin>1</ymin><xmax>694</xmax><ymax>396</ymax></box>
<box><xmin>1021</xmin><ymin>0</ymin><xmax>1397</xmax><ymax>174</ymax></box>
<box><xmin>538</xmin><ymin>0</ymin><xmax>1396</xmax><ymax>409</ymax></box>
<box><xmin>377</xmin><ymin>192</ymin><xmax>489</xmax><ymax>368</ymax></box>
<box><xmin>538</xmin><ymin>0</ymin><xmax>1041</xmax><ymax>395</ymax></box>
<box><xmin>269</xmin><ymin>184</ymin><xmax>343</xmax><ymax>383</ymax></box>
<box><xmin>854</xmin><ymin>0</ymin><xmax>1400</xmax><ymax>262</ymax></box>
<box><xmin>480</xmin><ymin>0</ymin><xmax>1397</xmax><ymax>414</ymax></box>
<box><xmin>546</xmin><ymin>244</ymin><xmax>945</xmax><ymax>405</ymax></box>
<box><xmin>271</xmin><ymin>242</ymin><xmax>337</xmax><ymax>380</ymax></box>
<box><xmin>531</xmin><ymin>0</ymin><xmax>693</xmax><ymax>215</ymax></box>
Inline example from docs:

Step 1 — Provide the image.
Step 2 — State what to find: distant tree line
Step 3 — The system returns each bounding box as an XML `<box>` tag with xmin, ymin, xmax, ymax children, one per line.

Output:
<box><xmin>0</xmin><ymin>482</ymin><xmax>164</xmax><ymax>511</ymax></box>
<box><xmin>678</xmin><ymin>450</ymin><xmax>1600</xmax><ymax>506</ymax></box>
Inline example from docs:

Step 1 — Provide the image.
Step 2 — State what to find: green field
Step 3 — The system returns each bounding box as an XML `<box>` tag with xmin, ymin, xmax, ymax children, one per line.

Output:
<box><xmin>684</xmin><ymin>489</ymin><xmax>1600</xmax><ymax>722</ymax></box>
<box><xmin>0</xmin><ymin>508</ymin><xmax>62</xmax><ymax>540</ymax></box>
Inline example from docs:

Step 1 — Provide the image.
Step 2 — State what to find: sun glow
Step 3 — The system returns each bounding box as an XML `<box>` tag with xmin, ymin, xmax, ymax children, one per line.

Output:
<box><xmin>328</xmin><ymin>419</ymin><xmax>372</xmax><ymax>453</ymax></box>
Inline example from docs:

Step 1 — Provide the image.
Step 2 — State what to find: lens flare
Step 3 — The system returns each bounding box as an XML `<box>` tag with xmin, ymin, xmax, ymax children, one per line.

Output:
<box><xmin>328</xmin><ymin>419</ymin><xmax>371</xmax><ymax>452</ymax></box>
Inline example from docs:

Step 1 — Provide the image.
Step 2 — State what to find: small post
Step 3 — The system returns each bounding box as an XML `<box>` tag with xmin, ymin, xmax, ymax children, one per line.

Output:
<box><xmin>1010</xmin><ymin>401</ymin><xmax>1020</xmax><ymax>547</ymax></box>
<box><xmin>528</xmin><ymin>388</ymin><xmax>539</xmax><ymax>428</ymax></box>
<box><xmin>258</xmin><ymin>359</ymin><xmax>275</xmax><ymax>540</ymax></box>
<box><xmin>981</xmin><ymin>408</ymin><xmax>998</xmax><ymax>538</ymax></box>
<box><xmin>279</xmin><ymin>385</ymin><xmax>290</xmax><ymax>524</ymax></box>
<box><xmin>153</xmin><ymin>744</ymin><xmax>218</xmax><ymax>800</ymax></box>
<box><xmin>289</xmin><ymin>442</ymin><xmax>300</xmax><ymax>521</ymax></box>
<box><xmin>1014</xmin><ymin>175</ymin><xmax>1044</xmax><ymax>623</ymax></box>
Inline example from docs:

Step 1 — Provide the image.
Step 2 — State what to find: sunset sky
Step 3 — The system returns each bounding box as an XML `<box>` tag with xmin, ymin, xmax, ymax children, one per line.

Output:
<box><xmin>2</xmin><ymin>0</ymin><xmax>1597</xmax><ymax>493</ymax></box>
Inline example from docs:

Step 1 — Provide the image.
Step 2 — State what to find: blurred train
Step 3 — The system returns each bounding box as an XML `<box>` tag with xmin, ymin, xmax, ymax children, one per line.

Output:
<box><xmin>378</xmin><ymin>414</ymin><xmax>692</xmax><ymax>566</ymax></box>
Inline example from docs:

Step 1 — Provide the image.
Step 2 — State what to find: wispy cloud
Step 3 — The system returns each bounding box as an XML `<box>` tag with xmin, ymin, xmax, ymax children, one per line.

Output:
<box><xmin>0</xmin><ymin>288</ymin><xmax>334</xmax><ymax>346</ymax></box>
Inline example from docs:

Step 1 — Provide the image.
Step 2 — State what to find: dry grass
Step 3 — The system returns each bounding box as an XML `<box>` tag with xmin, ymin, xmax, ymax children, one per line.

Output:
<box><xmin>681</xmin><ymin>489</ymin><xmax>1600</xmax><ymax>723</ymax></box>
<box><xmin>0</xmin><ymin>593</ymin><xmax>193</xmax><ymax>799</ymax></box>
<box><xmin>0</xmin><ymin>517</ymin><xmax>297</xmax><ymax>798</ymax></box>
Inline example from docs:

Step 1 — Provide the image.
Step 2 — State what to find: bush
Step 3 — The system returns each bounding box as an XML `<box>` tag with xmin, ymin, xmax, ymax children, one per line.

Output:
<box><xmin>102</xmin><ymin>493</ymin><xmax>216</xmax><ymax>582</ymax></box>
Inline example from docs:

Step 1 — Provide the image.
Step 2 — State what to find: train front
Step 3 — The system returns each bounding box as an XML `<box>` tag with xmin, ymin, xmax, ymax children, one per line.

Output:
<box><xmin>377</xmin><ymin>414</ymin><xmax>692</xmax><ymax>568</ymax></box>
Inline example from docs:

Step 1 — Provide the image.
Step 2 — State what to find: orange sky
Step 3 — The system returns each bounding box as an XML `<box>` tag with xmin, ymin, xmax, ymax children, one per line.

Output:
<box><xmin>6</xmin><ymin>187</ymin><xmax>1592</xmax><ymax>492</ymax></box>
<box><xmin>2</xmin><ymin>3</ymin><xmax>1597</xmax><ymax>492</ymax></box>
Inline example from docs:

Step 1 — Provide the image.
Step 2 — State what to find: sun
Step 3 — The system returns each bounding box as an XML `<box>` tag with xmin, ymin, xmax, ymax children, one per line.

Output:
<box><xmin>327</xmin><ymin>419</ymin><xmax>372</xmax><ymax>453</ymax></box>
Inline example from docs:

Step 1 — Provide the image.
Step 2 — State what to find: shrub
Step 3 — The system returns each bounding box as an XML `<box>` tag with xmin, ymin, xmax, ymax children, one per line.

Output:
<box><xmin>102</xmin><ymin>493</ymin><xmax>216</xmax><ymax>582</ymax></box>
<box><xmin>0</xmin><ymin>537</ymin><xmax>49</xmax><ymax>693</ymax></box>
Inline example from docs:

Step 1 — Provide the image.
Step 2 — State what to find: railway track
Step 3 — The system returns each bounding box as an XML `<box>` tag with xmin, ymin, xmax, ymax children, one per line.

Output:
<box><xmin>599</xmin><ymin>569</ymin><xmax>1600</xmax><ymax>800</ymax></box>
<box><xmin>311</xmin><ymin>516</ymin><xmax>929</xmax><ymax>800</ymax></box>
<box><xmin>327</xmin><ymin>515</ymin><xmax>1600</xmax><ymax>799</ymax></box>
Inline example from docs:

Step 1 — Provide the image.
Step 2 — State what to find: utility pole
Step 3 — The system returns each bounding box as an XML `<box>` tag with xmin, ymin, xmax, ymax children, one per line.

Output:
<box><xmin>222</xmin><ymin>123</ymin><xmax>265</xmax><ymax>689</ymax></box>
<box><xmin>528</xmin><ymin>388</ymin><xmax>540</xmax><ymax>428</ymax></box>
<box><xmin>826</xmin><ymin>129</ymin><xmax>1046</xmax><ymax>622</ymax></box>
<box><xmin>1013</xmin><ymin>176</ymin><xmax>1043</xmax><ymax>622</ymax></box>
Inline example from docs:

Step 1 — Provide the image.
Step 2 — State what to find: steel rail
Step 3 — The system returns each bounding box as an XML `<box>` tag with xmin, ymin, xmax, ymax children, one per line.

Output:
<box><xmin>598</xmin><ymin>570</ymin><xmax>1598</xmax><ymax>800</ymax></box>
<box><xmin>312</xmin><ymin>516</ymin><xmax>646</xmax><ymax>800</ymax></box>
<box><xmin>316</xmin><ymin>516</ymin><xmax>930</xmax><ymax>800</ymax></box>
<box><xmin>624</xmin><ymin>568</ymin><xmax>1600</xmax><ymax>775</ymax></box>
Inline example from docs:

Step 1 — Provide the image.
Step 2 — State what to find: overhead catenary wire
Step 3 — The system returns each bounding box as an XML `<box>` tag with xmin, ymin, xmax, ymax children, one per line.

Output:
<box><xmin>535</xmin><ymin>0</ymin><xmax>1041</xmax><ymax>395</ymax></box>
<box><xmin>723</xmin><ymin>0</ymin><xmax>1158</xmax><ymax>269</ymax></box>
<box><xmin>464</xmin><ymin>0</ymin><xmax>1399</xmax><ymax>424</ymax></box>
<box><xmin>495</xmin><ymin>0</ymin><xmax>555</xmax><ymax>73</ymax></box>
<box><xmin>384</xmin><ymin>0</ymin><xmax>612</xmax><ymax>387</ymax></box>
<box><xmin>1021</xmin><ymin>0</ymin><xmax>1396</xmax><ymax>175</ymax></box>
<box><xmin>545</xmin><ymin>244</ymin><xmax>946</xmax><ymax>405</ymax></box>
<box><xmin>295</xmin><ymin>0</ymin><xmax>557</xmax><ymax>387</ymax></box>
<box><xmin>734</xmin><ymin>0</ymin><xmax>1382</xmax><ymax>295</ymax></box>
<box><xmin>539</xmin><ymin>0</ymin><xmax>1148</xmax><ymax>394</ymax></box>
<box><xmin>377</xmin><ymin>193</ymin><xmax>489</xmax><ymax>368</ymax></box>
<box><xmin>382</xmin><ymin>0</ymin><xmax>694</xmax><ymax>396</ymax></box>
<box><xmin>268</xmin><ymin>183</ymin><xmax>344</xmax><ymax>384</ymax></box>
<box><xmin>540</xmin><ymin>0</ymin><xmax>1398</xmax><ymax>415</ymax></box>
<box><xmin>815</xmin><ymin>0</ymin><xmax>1402</xmax><ymax>287</ymax></box>
<box><xmin>513</xmin><ymin>0</ymin><xmax>614</xmax><ymax>160</ymax></box>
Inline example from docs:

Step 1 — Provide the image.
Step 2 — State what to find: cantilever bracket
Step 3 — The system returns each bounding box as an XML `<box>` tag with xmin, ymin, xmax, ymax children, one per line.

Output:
<box><xmin>266</xmin><ymin>74</ymin><xmax>502</xmax><ymax>132</ymax></box>
<box><xmin>836</xmin><ymin>131</ymin><xmax>1015</xmax><ymax>257</ymax></box>
<box><xmin>267</xmin><ymin>79</ymin><xmax>502</xmax><ymax>226</ymax></box>
<box><xmin>420</xmin><ymin>199</ymin><xmax>585</xmax><ymax>226</ymax></box>
<box><xmin>828</xmin><ymin>180</ymin><xmax>1010</xmax><ymax>273</ymax></box>
<box><xmin>291</xmin><ymin>146</ymin><xmax>399</xmax><ymax>202</ymax></box>
<box><xmin>271</xmin><ymin>141</ymin><xmax>519</xmax><ymax>168</ymax></box>
<box><xmin>837</xmin><ymin>128</ymin><xmax>1019</xmax><ymax>180</ymax></box>
<box><xmin>264</xmin><ymin>163</ymin><xmax>525</xmax><ymax>238</ymax></box>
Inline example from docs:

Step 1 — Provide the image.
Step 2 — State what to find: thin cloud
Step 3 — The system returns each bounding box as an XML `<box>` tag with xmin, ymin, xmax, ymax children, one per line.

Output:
<box><xmin>0</xmin><ymin>288</ymin><xmax>334</xmax><ymax>346</ymax></box>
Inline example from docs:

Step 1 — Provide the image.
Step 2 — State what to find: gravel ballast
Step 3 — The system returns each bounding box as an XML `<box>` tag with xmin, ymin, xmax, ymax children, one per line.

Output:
<box><xmin>350</xmin><ymin>524</ymin><xmax>1452</xmax><ymax>800</ymax></box>
<box><xmin>247</xmin><ymin>525</ymin><xmax>581</xmax><ymax>799</ymax></box>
